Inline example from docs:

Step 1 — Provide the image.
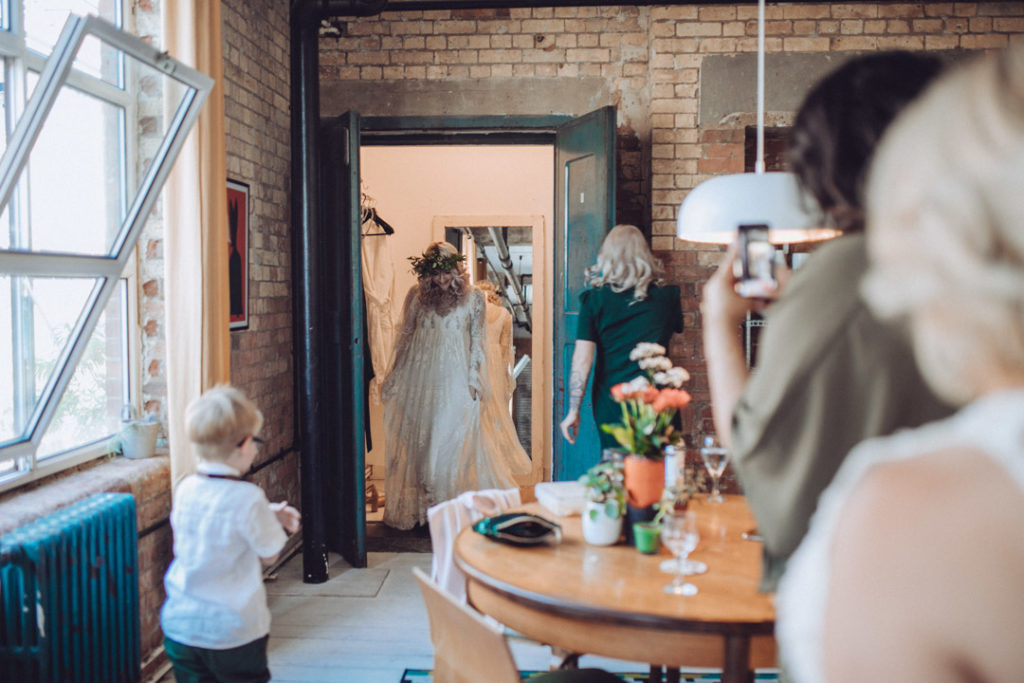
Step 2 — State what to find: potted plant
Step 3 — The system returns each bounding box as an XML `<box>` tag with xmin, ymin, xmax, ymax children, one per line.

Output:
<box><xmin>601</xmin><ymin>343</ymin><xmax>692</xmax><ymax>538</ymax></box>
<box><xmin>578</xmin><ymin>460</ymin><xmax>625</xmax><ymax>546</ymax></box>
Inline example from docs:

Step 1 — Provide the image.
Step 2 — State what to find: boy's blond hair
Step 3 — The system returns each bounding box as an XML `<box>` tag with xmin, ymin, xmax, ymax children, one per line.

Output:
<box><xmin>185</xmin><ymin>385</ymin><xmax>264</xmax><ymax>463</ymax></box>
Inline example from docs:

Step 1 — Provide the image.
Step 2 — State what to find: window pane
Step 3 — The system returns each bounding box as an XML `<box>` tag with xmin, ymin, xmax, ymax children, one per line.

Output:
<box><xmin>0</xmin><ymin>274</ymin><xmax>96</xmax><ymax>443</ymax></box>
<box><xmin>15</xmin><ymin>72</ymin><xmax>125</xmax><ymax>255</ymax></box>
<box><xmin>25</xmin><ymin>2</ymin><xmax>121</xmax><ymax>62</ymax></box>
<box><xmin>0</xmin><ymin>203</ymin><xmax>9</xmax><ymax>251</ymax></box>
<box><xmin>37</xmin><ymin>281</ymin><xmax>126</xmax><ymax>458</ymax></box>
<box><xmin>0</xmin><ymin>64</ymin><xmax>6</xmax><ymax>159</ymax></box>
<box><xmin>11</xmin><ymin>50</ymin><xmax>190</xmax><ymax>257</ymax></box>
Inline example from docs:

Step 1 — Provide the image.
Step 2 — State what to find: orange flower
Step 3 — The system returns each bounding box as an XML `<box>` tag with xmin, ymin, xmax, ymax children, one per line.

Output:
<box><xmin>610</xmin><ymin>383</ymin><xmax>627</xmax><ymax>402</ymax></box>
<box><xmin>652</xmin><ymin>388</ymin><xmax>692</xmax><ymax>413</ymax></box>
<box><xmin>640</xmin><ymin>386</ymin><xmax>660</xmax><ymax>404</ymax></box>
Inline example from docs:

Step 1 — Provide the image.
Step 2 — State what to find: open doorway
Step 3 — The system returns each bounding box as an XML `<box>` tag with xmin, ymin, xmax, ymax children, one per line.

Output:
<box><xmin>315</xmin><ymin>107</ymin><xmax>613</xmax><ymax>568</ymax></box>
<box><xmin>358</xmin><ymin>145</ymin><xmax>554</xmax><ymax>527</ymax></box>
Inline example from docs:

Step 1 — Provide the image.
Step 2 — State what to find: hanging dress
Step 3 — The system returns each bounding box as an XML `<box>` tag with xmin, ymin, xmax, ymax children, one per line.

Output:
<box><xmin>360</xmin><ymin>217</ymin><xmax>397</xmax><ymax>405</ymax></box>
<box><xmin>479</xmin><ymin>302</ymin><xmax>532</xmax><ymax>484</ymax></box>
<box><xmin>381</xmin><ymin>286</ymin><xmax>518</xmax><ymax>530</ymax></box>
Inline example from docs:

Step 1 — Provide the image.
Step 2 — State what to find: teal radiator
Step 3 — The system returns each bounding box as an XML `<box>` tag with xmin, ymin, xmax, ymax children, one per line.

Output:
<box><xmin>1</xmin><ymin>493</ymin><xmax>141</xmax><ymax>682</ymax></box>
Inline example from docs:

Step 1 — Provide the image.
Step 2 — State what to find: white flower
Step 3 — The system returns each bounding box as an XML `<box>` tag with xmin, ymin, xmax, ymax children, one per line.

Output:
<box><xmin>654</xmin><ymin>366</ymin><xmax>691</xmax><ymax>388</ymax></box>
<box><xmin>624</xmin><ymin>376</ymin><xmax>651</xmax><ymax>393</ymax></box>
<box><xmin>639</xmin><ymin>356</ymin><xmax>672</xmax><ymax>372</ymax></box>
<box><xmin>629</xmin><ymin>342</ymin><xmax>666</xmax><ymax>361</ymax></box>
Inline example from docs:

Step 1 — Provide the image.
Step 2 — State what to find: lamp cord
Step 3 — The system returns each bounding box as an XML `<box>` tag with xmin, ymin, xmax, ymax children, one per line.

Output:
<box><xmin>755</xmin><ymin>0</ymin><xmax>766</xmax><ymax>174</ymax></box>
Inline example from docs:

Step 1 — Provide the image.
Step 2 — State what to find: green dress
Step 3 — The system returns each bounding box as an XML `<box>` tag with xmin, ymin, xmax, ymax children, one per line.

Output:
<box><xmin>576</xmin><ymin>284</ymin><xmax>684</xmax><ymax>449</ymax></box>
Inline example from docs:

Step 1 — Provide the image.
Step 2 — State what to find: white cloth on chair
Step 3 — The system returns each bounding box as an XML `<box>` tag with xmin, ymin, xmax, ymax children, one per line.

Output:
<box><xmin>427</xmin><ymin>488</ymin><xmax>521</xmax><ymax>602</ymax></box>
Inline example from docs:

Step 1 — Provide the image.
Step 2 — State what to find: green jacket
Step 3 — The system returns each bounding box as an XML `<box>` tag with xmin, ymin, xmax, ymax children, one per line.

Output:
<box><xmin>730</xmin><ymin>233</ymin><xmax>954</xmax><ymax>592</ymax></box>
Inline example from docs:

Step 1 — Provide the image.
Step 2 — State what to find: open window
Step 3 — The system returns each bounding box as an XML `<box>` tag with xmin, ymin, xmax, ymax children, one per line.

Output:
<box><xmin>0</xmin><ymin>12</ymin><xmax>213</xmax><ymax>490</ymax></box>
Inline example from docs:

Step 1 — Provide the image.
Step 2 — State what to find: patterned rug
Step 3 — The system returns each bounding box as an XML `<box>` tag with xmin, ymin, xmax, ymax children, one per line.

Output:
<box><xmin>400</xmin><ymin>669</ymin><xmax>779</xmax><ymax>682</ymax></box>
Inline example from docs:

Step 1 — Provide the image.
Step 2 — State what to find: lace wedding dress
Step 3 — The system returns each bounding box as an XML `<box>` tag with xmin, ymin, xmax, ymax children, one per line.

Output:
<box><xmin>480</xmin><ymin>303</ymin><xmax>532</xmax><ymax>484</ymax></box>
<box><xmin>381</xmin><ymin>287</ymin><xmax>519</xmax><ymax>530</ymax></box>
<box><xmin>776</xmin><ymin>389</ymin><xmax>1024</xmax><ymax>682</ymax></box>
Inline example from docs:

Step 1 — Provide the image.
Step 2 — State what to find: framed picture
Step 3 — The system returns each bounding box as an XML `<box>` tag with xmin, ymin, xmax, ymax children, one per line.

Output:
<box><xmin>227</xmin><ymin>179</ymin><xmax>250</xmax><ymax>330</ymax></box>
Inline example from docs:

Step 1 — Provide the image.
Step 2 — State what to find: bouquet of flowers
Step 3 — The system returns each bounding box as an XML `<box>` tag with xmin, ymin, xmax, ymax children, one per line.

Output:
<box><xmin>602</xmin><ymin>343</ymin><xmax>691</xmax><ymax>460</ymax></box>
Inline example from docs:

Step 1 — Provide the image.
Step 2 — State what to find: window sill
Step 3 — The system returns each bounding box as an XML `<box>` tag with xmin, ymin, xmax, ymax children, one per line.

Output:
<box><xmin>0</xmin><ymin>451</ymin><xmax>171</xmax><ymax>536</ymax></box>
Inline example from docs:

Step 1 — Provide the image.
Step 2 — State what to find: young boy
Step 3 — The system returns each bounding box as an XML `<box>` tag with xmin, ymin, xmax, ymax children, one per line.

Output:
<box><xmin>161</xmin><ymin>386</ymin><xmax>301</xmax><ymax>683</ymax></box>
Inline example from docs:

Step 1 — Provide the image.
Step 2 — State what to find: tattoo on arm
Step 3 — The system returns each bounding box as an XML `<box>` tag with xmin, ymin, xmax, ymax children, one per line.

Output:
<box><xmin>567</xmin><ymin>370</ymin><xmax>587</xmax><ymax>412</ymax></box>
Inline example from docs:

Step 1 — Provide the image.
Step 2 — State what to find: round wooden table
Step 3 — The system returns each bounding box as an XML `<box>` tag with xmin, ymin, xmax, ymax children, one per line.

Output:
<box><xmin>454</xmin><ymin>495</ymin><xmax>776</xmax><ymax>683</ymax></box>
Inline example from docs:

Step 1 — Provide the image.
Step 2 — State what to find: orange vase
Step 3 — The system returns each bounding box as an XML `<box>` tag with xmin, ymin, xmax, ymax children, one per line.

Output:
<box><xmin>624</xmin><ymin>454</ymin><xmax>665</xmax><ymax>508</ymax></box>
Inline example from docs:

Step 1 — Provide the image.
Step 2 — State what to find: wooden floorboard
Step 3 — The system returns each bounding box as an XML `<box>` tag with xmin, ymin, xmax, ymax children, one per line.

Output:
<box><xmin>158</xmin><ymin>549</ymin><xmax>662</xmax><ymax>682</ymax></box>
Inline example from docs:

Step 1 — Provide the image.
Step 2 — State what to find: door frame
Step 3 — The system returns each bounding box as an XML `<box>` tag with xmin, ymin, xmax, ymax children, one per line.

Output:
<box><xmin>430</xmin><ymin>213</ymin><xmax>551</xmax><ymax>483</ymax></box>
<box><xmin>357</xmin><ymin>115</ymin><xmax>571</xmax><ymax>499</ymax></box>
<box><xmin>332</xmin><ymin>113</ymin><xmax>612</xmax><ymax>546</ymax></box>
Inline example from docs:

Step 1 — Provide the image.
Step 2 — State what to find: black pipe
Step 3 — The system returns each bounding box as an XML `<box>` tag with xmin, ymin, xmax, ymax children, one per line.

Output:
<box><xmin>291</xmin><ymin>0</ymin><xmax>388</xmax><ymax>585</ymax></box>
<box><xmin>290</xmin><ymin>1</ymin><xmax>326</xmax><ymax>585</ymax></box>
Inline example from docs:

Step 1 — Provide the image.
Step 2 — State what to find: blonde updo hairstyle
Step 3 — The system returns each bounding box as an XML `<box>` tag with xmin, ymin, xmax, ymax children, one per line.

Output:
<box><xmin>585</xmin><ymin>224</ymin><xmax>664</xmax><ymax>302</ymax></box>
<box><xmin>863</xmin><ymin>47</ymin><xmax>1024</xmax><ymax>406</ymax></box>
<box><xmin>417</xmin><ymin>241</ymin><xmax>471</xmax><ymax>316</ymax></box>
<box><xmin>185</xmin><ymin>385</ymin><xmax>264</xmax><ymax>463</ymax></box>
<box><xmin>476</xmin><ymin>279</ymin><xmax>502</xmax><ymax>305</ymax></box>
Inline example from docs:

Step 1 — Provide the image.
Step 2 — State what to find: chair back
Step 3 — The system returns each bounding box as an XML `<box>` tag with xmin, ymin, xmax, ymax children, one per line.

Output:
<box><xmin>412</xmin><ymin>566</ymin><xmax>520</xmax><ymax>683</ymax></box>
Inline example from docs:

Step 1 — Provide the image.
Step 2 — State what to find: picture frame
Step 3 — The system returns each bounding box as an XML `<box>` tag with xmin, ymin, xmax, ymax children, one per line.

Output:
<box><xmin>227</xmin><ymin>179</ymin><xmax>250</xmax><ymax>330</ymax></box>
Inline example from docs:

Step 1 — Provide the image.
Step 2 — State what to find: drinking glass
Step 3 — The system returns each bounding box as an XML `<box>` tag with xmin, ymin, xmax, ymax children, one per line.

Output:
<box><xmin>660</xmin><ymin>510</ymin><xmax>699</xmax><ymax>596</ymax></box>
<box><xmin>659</xmin><ymin>554</ymin><xmax>707</xmax><ymax>576</ymax></box>
<box><xmin>700</xmin><ymin>435</ymin><xmax>729</xmax><ymax>503</ymax></box>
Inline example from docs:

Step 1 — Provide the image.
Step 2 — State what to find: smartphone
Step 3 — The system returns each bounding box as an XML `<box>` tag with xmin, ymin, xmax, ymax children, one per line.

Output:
<box><xmin>735</xmin><ymin>223</ymin><xmax>777</xmax><ymax>298</ymax></box>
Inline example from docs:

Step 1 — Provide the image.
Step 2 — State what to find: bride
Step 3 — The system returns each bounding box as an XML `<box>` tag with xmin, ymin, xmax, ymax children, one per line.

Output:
<box><xmin>381</xmin><ymin>242</ymin><xmax>520</xmax><ymax>530</ymax></box>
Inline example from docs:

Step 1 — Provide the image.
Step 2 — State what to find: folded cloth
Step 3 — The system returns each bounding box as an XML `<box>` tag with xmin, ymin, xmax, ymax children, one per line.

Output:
<box><xmin>427</xmin><ymin>488</ymin><xmax>521</xmax><ymax>601</ymax></box>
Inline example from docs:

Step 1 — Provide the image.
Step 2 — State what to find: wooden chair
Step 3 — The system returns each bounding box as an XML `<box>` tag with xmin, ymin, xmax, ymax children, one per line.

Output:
<box><xmin>412</xmin><ymin>567</ymin><xmax>621</xmax><ymax>683</ymax></box>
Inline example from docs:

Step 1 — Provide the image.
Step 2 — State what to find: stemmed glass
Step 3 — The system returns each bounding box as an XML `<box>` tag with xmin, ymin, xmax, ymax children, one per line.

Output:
<box><xmin>660</xmin><ymin>510</ymin><xmax>699</xmax><ymax>596</ymax></box>
<box><xmin>701</xmin><ymin>435</ymin><xmax>729</xmax><ymax>503</ymax></box>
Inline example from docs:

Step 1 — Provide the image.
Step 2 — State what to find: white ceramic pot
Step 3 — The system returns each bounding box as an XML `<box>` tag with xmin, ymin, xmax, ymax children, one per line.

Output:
<box><xmin>581</xmin><ymin>500</ymin><xmax>623</xmax><ymax>546</ymax></box>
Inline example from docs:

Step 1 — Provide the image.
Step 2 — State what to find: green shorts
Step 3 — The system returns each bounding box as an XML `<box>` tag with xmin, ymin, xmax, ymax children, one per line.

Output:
<box><xmin>164</xmin><ymin>634</ymin><xmax>270</xmax><ymax>683</ymax></box>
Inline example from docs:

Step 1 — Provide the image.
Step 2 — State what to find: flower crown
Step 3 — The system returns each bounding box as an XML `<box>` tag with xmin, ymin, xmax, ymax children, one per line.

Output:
<box><xmin>409</xmin><ymin>250</ymin><xmax>465</xmax><ymax>278</ymax></box>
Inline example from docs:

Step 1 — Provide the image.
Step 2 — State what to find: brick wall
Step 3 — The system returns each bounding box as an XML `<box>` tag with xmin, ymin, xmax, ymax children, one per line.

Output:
<box><xmin>319</xmin><ymin>1</ymin><xmax>1023</xmax><ymax>463</ymax></box>
<box><xmin>221</xmin><ymin>0</ymin><xmax>298</xmax><ymax>509</ymax></box>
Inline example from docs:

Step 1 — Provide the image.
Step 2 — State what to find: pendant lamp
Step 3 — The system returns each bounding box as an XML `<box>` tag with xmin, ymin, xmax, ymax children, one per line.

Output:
<box><xmin>675</xmin><ymin>0</ymin><xmax>839</xmax><ymax>245</ymax></box>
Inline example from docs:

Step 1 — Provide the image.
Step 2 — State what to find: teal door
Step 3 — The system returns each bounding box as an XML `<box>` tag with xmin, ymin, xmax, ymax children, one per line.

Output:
<box><xmin>553</xmin><ymin>106</ymin><xmax>616</xmax><ymax>481</ymax></box>
<box><xmin>321</xmin><ymin>111</ymin><xmax>367</xmax><ymax>568</ymax></box>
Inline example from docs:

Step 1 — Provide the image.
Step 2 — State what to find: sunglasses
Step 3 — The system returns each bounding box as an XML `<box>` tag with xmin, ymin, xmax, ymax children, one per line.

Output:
<box><xmin>236</xmin><ymin>435</ymin><xmax>265</xmax><ymax>448</ymax></box>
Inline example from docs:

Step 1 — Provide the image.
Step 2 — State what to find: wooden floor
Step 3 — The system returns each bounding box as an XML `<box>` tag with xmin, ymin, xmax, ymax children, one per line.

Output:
<box><xmin>157</xmin><ymin>549</ymin><xmax>652</xmax><ymax>683</ymax></box>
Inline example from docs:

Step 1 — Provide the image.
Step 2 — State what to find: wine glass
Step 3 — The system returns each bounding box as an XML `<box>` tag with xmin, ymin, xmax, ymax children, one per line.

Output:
<box><xmin>701</xmin><ymin>435</ymin><xmax>729</xmax><ymax>503</ymax></box>
<box><xmin>660</xmin><ymin>510</ymin><xmax>699</xmax><ymax>596</ymax></box>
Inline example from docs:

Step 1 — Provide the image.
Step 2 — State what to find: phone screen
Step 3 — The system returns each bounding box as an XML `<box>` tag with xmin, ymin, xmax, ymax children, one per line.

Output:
<box><xmin>736</xmin><ymin>224</ymin><xmax>776</xmax><ymax>298</ymax></box>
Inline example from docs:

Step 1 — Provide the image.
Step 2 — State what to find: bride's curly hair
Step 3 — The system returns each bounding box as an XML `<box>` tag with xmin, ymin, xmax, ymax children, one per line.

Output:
<box><xmin>416</xmin><ymin>242</ymin><xmax>470</xmax><ymax>316</ymax></box>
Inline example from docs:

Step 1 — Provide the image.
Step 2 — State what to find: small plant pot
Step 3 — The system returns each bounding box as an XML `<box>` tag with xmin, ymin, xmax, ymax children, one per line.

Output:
<box><xmin>632</xmin><ymin>521</ymin><xmax>661</xmax><ymax>554</ymax></box>
<box><xmin>624</xmin><ymin>454</ymin><xmax>665</xmax><ymax>508</ymax></box>
<box><xmin>581</xmin><ymin>501</ymin><xmax>623</xmax><ymax>546</ymax></box>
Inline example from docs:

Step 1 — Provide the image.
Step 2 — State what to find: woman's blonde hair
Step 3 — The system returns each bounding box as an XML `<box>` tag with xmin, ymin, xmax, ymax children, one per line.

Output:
<box><xmin>476</xmin><ymin>279</ymin><xmax>503</xmax><ymax>305</ymax></box>
<box><xmin>864</xmin><ymin>47</ymin><xmax>1024</xmax><ymax>406</ymax></box>
<box><xmin>417</xmin><ymin>241</ymin><xmax>470</xmax><ymax>316</ymax></box>
<box><xmin>585</xmin><ymin>224</ymin><xmax>664</xmax><ymax>301</ymax></box>
<box><xmin>185</xmin><ymin>385</ymin><xmax>264</xmax><ymax>463</ymax></box>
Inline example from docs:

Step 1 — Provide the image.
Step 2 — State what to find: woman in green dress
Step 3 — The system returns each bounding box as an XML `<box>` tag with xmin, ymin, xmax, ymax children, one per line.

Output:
<box><xmin>559</xmin><ymin>224</ymin><xmax>684</xmax><ymax>450</ymax></box>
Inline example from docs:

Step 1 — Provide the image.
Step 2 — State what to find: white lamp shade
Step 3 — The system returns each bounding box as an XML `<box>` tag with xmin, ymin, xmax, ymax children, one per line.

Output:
<box><xmin>676</xmin><ymin>172</ymin><xmax>839</xmax><ymax>244</ymax></box>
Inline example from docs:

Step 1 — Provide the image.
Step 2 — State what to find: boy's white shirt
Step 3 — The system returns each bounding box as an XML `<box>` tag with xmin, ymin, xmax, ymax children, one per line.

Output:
<box><xmin>161</xmin><ymin>461</ymin><xmax>288</xmax><ymax>649</ymax></box>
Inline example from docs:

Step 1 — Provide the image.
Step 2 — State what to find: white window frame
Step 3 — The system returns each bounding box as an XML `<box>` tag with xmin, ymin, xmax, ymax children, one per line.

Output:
<box><xmin>0</xmin><ymin>9</ymin><xmax>212</xmax><ymax>491</ymax></box>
